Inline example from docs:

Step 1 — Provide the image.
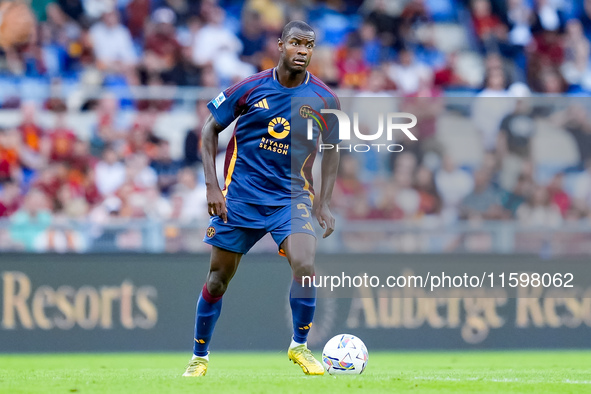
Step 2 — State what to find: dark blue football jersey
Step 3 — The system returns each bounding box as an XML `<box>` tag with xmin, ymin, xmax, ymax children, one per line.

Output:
<box><xmin>207</xmin><ymin>68</ymin><xmax>340</xmax><ymax>205</ymax></box>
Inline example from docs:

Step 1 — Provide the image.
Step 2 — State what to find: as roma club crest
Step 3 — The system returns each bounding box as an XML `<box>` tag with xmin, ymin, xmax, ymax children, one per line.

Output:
<box><xmin>206</xmin><ymin>226</ymin><xmax>216</xmax><ymax>238</ymax></box>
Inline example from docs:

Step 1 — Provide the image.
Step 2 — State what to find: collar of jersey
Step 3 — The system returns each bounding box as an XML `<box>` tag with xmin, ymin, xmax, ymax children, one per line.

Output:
<box><xmin>272</xmin><ymin>68</ymin><xmax>310</xmax><ymax>92</ymax></box>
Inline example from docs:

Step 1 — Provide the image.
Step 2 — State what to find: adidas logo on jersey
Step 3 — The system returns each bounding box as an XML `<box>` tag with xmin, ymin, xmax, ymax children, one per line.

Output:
<box><xmin>302</xmin><ymin>222</ymin><xmax>314</xmax><ymax>231</ymax></box>
<box><xmin>254</xmin><ymin>99</ymin><xmax>269</xmax><ymax>109</ymax></box>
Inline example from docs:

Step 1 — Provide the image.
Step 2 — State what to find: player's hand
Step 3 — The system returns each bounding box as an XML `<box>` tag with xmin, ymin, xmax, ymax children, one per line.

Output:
<box><xmin>314</xmin><ymin>202</ymin><xmax>335</xmax><ymax>238</ymax></box>
<box><xmin>206</xmin><ymin>185</ymin><xmax>228</xmax><ymax>223</ymax></box>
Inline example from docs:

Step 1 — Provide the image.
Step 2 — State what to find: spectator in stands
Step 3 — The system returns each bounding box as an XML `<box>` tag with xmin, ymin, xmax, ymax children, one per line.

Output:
<box><xmin>115</xmin><ymin>182</ymin><xmax>141</xmax><ymax>218</ymax></box>
<box><xmin>245</xmin><ymin>0</ymin><xmax>285</xmax><ymax>33</ymax></box>
<box><xmin>528</xmin><ymin>18</ymin><xmax>565</xmax><ymax>91</ymax></box>
<box><xmin>516</xmin><ymin>184</ymin><xmax>563</xmax><ymax>227</ymax></box>
<box><xmin>356</xmin><ymin>68</ymin><xmax>391</xmax><ymax>97</ymax></box>
<box><xmin>414</xmin><ymin>165</ymin><xmax>442</xmax><ymax>218</ymax></box>
<box><xmin>55</xmin><ymin>183</ymin><xmax>89</xmax><ymax>220</ymax></box>
<box><xmin>501</xmin><ymin>172</ymin><xmax>532</xmax><ymax>217</ymax></box>
<box><xmin>547</xmin><ymin>172</ymin><xmax>571</xmax><ymax>217</ymax></box>
<box><xmin>71</xmin><ymin>26</ymin><xmax>97</xmax><ymax>70</ymax></box>
<box><xmin>393</xmin><ymin>170</ymin><xmax>421</xmax><ymax>220</ymax></box>
<box><xmin>572</xmin><ymin>158</ymin><xmax>591</xmax><ymax>218</ymax></box>
<box><xmin>161</xmin><ymin>45</ymin><xmax>204</xmax><ymax>86</ymax></box>
<box><xmin>19</xmin><ymin>102</ymin><xmax>44</xmax><ymax>156</ymax></box>
<box><xmin>125</xmin><ymin>153</ymin><xmax>157</xmax><ymax>190</ymax></box>
<box><xmin>0</xmin><ymin>181</ymin><xmax>21</xmax><ymax>218</ymax></box>
<box><xmin>415</xmin><ymin>24</ymin><xmax>447</xmax><ymax>70</ymax></box>
<box><xmin>399</xmin><ymin>79</ymin><xmax>444</xmax><ymax>161</ymax></box>
<box><xmin>484</xmin><ymin>52</ymin><xmax>519</xmax><ymax>85</ymax></box>
<box><xmin>151</xmin><ymin>140</ymin><xmax>183</xmax><ymax>196</ymax></box>
<box><xmin>358</xmin><ymin>21</ymin><xmax>387</xmax><ymax>68</ymax></box>
<box><xmin>368</xmin><ymin>183</ymin><xmax>404</xmax><ymax>220</ymax></box>
<box><xmin>87</xmin><ymin>195</ymin><xmax>122</xmax><ymax>247</ymax></box>
<box><xmin>83</xmin><ymin>0</ymin><xmax>114</xmax><ymax>20</ymax></box>
<box><xmin>125</xmin><ymin>0</ymin><xmax>151</xmax><ymax>40</ymax></box>
<box><xmin>435</xmin><ymin>155</ymin><xmax>474</xmax><ymax>222</ymax></box>
<box><xmin>472</xmin><ymin>67</ymin><xmax>513</xmax><ymax>151</ymax></box>
<box><xmin>57</xmin><ymin>0</ymin><xmax>85</xmax><ymax>23</ymax></box>
<box><xmin>433</xmin><ymin>52</ymin><xmax>470</xmax><ymax>88</ymax></box>
<box><xmin>561</xmin><ymin>19</ymin><xmax>591</xmax><ymax>91</ymax></box>
<box><xmin>141</xmin><ymin>186</ymin><xmax>173</xmax><ymax>220</ymax></box>
<box><xmin>459</xmin><ymin>168</ymin><xmax>506</xmax><ymax>220</ymax></box>
<box><xmin>89</xmin><ymin>9</ymin><xmax>138</xmax><ymax>75</ymax></box>
<box><xmin>497</xmin><ymin>83</ymin><xmax>535</xmax><ymax>190</ymax></box>
<box><xmin>95</xmin><ymin>146</ymin><xmax>126</xmax><ymax>197</ymax></box>
<box><xmin>332</xmin><ymin>155</ymin><xmax>369</xmax><ymax>216</ymax></box>
<box><xmin>308</xmin><ymin>0</ymin><xmax>352</xmax><ymax>48</ymax></box>
<box><xmin>258</xmin><ymin>34</ymin><xmax>282</xmax><ymax>71</ymax></box>
<box><xmin>191</xmin><ymin>6</ymin><xmax>254</xmax><ymax>83</ymax></box>
<box><xmin>505</xmin><ymin>0</ymin><xmax>534</xmax><ymax>47</ymax></box>
<box><xmin>336</xmin><ymin>33</ymin><xmax>370</xmax><ymax>89</ymax></box>
<box><xmin>345</xmin><ymin>190</ymin><xmax>374</xmax><ymax>221</ymax></box>
<box><xmin>90</xmin><ymin>94</ymin><xmax>130</xmax><ymax>157</ymax></box>
<box><xmin>83</xmin><ymin>167</ymin><xmax>102</xmax><ymax>207</ymax></box>
<box><xmin>400</xmin><ymin>0</ymin><xmax>430</xmax><ymax>26</ymax></box>
<box><xmin>6</xmin><ymin>0</ymin><xmax>591</xmax><ymax>249</ymax></box>
<box><xmin>42</xmin><ymin>3</ymin><xmax>82</xmax><ymax>75</ymax></box>
<box><xmin>552</xmin><ymin>103</ymin><xmax>591</xmax><ymax>169</ymax></box>
<box><xmin>364</xmin><ymin>0</ymin><xmax>401</xmax><ymax>50</ymax></box>
<box><xmin>537</xmin><ymin>68</ymin><xmax>567</xmax><ymax>93</ymax></box>
<box><xmin>69</xmin><ymin>139</ymin><xmax>94</xmax><ymax>178</ymax></box>
<box><xmin>0</xmin><ymin>129</ymin><xmax>22</xmax><ymax>184</ymax></box>
<box><xmin>531</xmin><ymin>0</ymin><xmax>565</xmax><ymax>33</ymax></box>
<box><xmin>9</xmin><ymin>189</ymin><xmax>53</xmax><ymax>252</ymax></box>
<box><xmin>471</xmin><ymin>0</ymin><xmax>504</xmax><ymax>44</ymax></box>
<box><xmin>143</xmin><ymin>8</ymin><xmax>182</xmax><ymax>75</ymax></box>
<box><xmin>498</xmin><ymin>84</ymin><xmax>535</xmax><ymax>158</ymax></box>
<box><xmin>33</xmin><ymin>164</ymin><xmax>66</xmax><ymax>210</ymax></box>
<box><xmin>121</xmin><ymin>111</ymin><xmax>161</xmax><ymax>159</ymax></box>
<box><xmin>582</xmin><ymin>0</ymin><xmax>591</xmax><ymax>39</ymax></box>
<box><xmin>386</xmin><ymin>47</ymin><xmax>432</xmax><ymax>95</ymax></box>
<box><xmin>237</xmin><ymin>9</ymin><xmax>267</xmax><ymax>68</ymax></box>
<box><xmin>393</xmin><ymin>151</ymin><xmax>419</xmax><ymax>177</ymax></box>
<box><xmin>45</xmin><ymin>110</ymin><xmax>78</xmax><ymax>163</ymax></box>
<box><xmin>170</xmin><ymin>167</ymin><xmax>208</xmax><ymax>223</ymax></box>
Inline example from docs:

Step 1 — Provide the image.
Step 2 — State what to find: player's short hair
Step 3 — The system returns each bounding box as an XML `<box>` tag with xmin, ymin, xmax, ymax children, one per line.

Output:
<box><xmin>281</xmin><ymin>21</ymin><xmax>315</xmax><ymax>41</ymax></box>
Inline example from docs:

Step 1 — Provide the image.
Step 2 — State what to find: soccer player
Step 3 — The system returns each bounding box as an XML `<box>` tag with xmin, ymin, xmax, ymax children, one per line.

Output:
<box><xmin>183</xmin><ymin>20</ymin><xmax>340</xmax><ymax>377</ymax></box>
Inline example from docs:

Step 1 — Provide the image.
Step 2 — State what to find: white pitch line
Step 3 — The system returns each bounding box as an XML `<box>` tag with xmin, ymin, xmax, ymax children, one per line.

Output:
<box><xmin>412</xmin><ymin>376</ymin><xmax>591</xmax><ymax>384</ymax></box>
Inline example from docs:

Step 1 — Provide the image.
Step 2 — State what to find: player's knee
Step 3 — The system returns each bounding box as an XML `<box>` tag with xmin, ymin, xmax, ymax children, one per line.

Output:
<box><xmin>206</xmin><ymin>274</ymin><xmax>229</xmax><ymax>297</ymax></box>
<box><xmin>291</xmin><ymin>259</ymin><xmax>315</xmax><ymax>279</ymax></box>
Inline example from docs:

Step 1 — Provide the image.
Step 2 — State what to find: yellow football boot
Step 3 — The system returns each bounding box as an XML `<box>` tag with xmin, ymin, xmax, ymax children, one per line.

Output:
<box><xmin>182</xmin><ymin>356</ymin><xmax>208</xmax><ymax>377</ymax></box>
<box><xmin>288</xmin><ymin>344</ymin><xmax>325</xmax><ymax>375</ymax></box>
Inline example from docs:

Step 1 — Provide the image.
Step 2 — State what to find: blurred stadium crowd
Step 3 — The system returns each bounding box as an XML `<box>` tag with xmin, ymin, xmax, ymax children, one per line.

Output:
<box><xmin>0</xmin><ymin>0</ymin><xmax>589</xmax><ymax>92</ymax></box>
<box><xmin>1</xmin><ymin>0</ymin><xmax>591</xmax><ymax>252</ymax></box>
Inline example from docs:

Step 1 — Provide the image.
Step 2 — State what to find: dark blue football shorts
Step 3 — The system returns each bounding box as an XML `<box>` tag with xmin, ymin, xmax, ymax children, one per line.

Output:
<box><xmin>203</xmin><ymin>196</ymin><xmax>316</xmax><ymax>256</ymax></box>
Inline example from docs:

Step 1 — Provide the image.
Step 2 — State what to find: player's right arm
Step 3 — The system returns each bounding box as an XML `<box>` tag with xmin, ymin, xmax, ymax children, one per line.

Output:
<box><xmin>201</xmin><ymin>114</ymin><xmax>228</xmax><ymax>223</ymax></box>
<box><xmin>202</xmin><ymin>70</ymin><xmax>270</xmax><ymax>221</ymax></box>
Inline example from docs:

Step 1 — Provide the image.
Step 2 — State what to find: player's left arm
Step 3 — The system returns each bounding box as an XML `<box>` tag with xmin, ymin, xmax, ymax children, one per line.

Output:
<box><xmin>315</xmin><ymin>148</ymin><xmax>340</xmax><ymax>238</ymax></box>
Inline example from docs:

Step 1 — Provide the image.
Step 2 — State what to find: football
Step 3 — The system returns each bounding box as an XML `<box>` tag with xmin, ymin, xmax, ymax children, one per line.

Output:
<box><xmin>321</xmin><ymin>334</ymin><xmax>368</xmax><ymax>375</ymax></box>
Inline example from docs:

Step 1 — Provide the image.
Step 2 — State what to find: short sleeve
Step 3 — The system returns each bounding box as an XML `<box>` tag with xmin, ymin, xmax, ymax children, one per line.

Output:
<box><xmin>207</xmin><ymin>79</ymin><xmax>256</xmax><ymax>128</ymax></box>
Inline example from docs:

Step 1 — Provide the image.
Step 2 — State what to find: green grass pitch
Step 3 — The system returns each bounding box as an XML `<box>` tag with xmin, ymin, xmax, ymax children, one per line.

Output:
<box><xmin>1</xmin><ymin>351</ymin><xmax>591</xmax><ymax>393</ymax></box>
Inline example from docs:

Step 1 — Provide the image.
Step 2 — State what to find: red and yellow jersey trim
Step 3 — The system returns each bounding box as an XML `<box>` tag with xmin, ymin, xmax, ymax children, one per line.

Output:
<box><xmin>222</xmin><ymin>135</ymin><xmax>238</xmax><ymax>197</ymax></box>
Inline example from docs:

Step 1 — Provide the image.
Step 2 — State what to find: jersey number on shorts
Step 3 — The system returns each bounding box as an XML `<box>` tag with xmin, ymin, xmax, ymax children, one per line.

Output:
<box><xmin>297</xmin><ymin>203</ymin><xmax>310</xmax><ymax>218</ymax></box>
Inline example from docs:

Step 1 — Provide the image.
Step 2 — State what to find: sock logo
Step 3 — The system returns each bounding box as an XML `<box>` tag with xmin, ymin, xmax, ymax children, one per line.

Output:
<box><xmin>195</xmin><ymin>338</ymin><xmax>206</xmax><ymax>344</ymax></box>
<box><xmin>299</xmin><ymin>322</ymin><xmax>313</xmax><ymax>331</ymax></box>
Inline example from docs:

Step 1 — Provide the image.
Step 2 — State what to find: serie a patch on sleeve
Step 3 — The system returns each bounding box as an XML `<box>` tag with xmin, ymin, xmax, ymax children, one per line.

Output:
<box><xmin>212</xmin><ymin>92</ymin><xmax>226</xmax><ymax>108</ymax></box>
